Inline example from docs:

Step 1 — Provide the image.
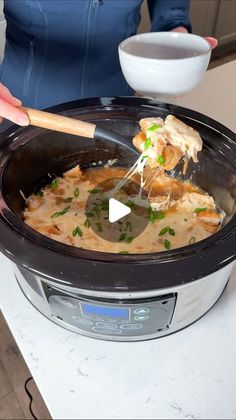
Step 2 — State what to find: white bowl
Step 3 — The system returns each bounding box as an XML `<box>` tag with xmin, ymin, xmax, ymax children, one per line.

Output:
<box><xmin>118</xmin><ymin>32</ymin><xmax>211</xmax><ymax>98</ymax></box>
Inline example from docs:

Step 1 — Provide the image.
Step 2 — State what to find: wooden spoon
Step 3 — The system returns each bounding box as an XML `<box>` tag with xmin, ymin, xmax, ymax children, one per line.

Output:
<box><xmin>20</xmin><ymin>107</ymin><xmax>134</xmax><ymax>150</ymax></box>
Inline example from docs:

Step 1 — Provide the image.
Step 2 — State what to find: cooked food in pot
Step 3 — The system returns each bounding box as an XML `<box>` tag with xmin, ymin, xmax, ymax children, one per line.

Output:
<box><xmin>23</xmin><ymin>114</ymin><xmax>224</xmax><ymax>253</ymax></box>
<box><xmin>23</xmin><ymin>165</ymin><xmax>224</xmax><ymax>254</ymax></box>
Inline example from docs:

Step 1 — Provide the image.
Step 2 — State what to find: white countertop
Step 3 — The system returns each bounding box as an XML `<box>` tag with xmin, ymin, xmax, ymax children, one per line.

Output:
<box><xmin>1</xmin><ymin>60</ymin><xmax>236</xmax><ymax>420</ymax></box>
<box><xmin>170</xmin><ymin>60</ymin><xmax>236</xmax><ymax>133</ymax></box>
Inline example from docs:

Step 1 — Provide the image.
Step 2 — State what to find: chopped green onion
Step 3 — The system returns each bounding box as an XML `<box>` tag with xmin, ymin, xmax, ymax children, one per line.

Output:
<box><xmin>147</xmin><ymin>124</ymin><xmax>162</xmax><ymax>131</ymax></box>
<box><xmin>72</xmin><ymin>226</ymin><xmax>83</xmax><ymax>237</ymax></box>
<box><xmin>119</xmin><ymin>233</ymin><xmax>127</xmax><ymax>242</ymax></box>
<box><xmin>74</xmin><ymin>188</ymin><xmax>80</xmax><ymax>198</ymax></box>
<box><xmin>88</xmin><ymin>189</ymin><xmax>101</xmax><ymax>194</ymax></box>
<box><xmin>93</xmin><ymin>205</ymin><xmax>101</xmax><ymax>218</ymax></box>
<box><xmin>86</xmin><ymin>211</ymin><xmax>95</xmax><ymax>217</ymax></box>
<box><xmin>125</xmin><ymin>200</ymin><xmax>135</xmax><ymax>209</ymax></box>
<box><xmin>100</xmin><ymin>199</ymin><xmax>109</xmax><ymax>211</ymax></box>
<box><xmin>147</xmin><ymin>208</ymin><xmax>165</xmax><ymax>223</ymax></box>
<box><xmin>189</xmin><ymin>236</ymin><xmax>196</xmax><ymax>244</ymax></box>
<box><xmin>51</xmin><ymin>205</ymin><xmax>70</xmax><ymax>218</ymax></box>
<box><xmin>157</xmin><ymin>155</ymin><xmax>165</xmax><ymax>165</ymax></box>
<box><xmin>50</xmin><ymin>178</ymin><xmax>58</xmax><ymax>190</ymax></box>
<box><xmin>96</xmin><ymin>222</ymin><xmax>103</xmax><ymax>232</ymax></box>
<box><xmin>159</xmin><ymin>226</ymin><xmax>175</xmax><ymax>236</ymax></box>
<box><xmin>125</xmin><ymin>236</ymin><xmax>134</xmax><ymax>244</ymax></box>
<box><xmin>164</xmin><ymin>239</ymin><xmax>171</xmax><ymax>250</ymax></box>
<box><xmin>159</xmin><ymin>226</ymin><xmax>170</xmax><ymax>236</ymax></box>
<box><xmin>169</xmin><ymin>228</ymin><xmax>175</xmax><ymax>236</ymax></box>
<box><xmin>119</xmin><ymin>251</ymin><xmax>129</xmax><ymax>254</ymax></box>
<box><xmin>36</xmin><ymin>190</ymin><xmax>44</xmax><ymax>197</ymax></box>
<box><xmin>125</xmin><ymin>221</ymin><xmax>132</xmax><ymax>232</ymax></box>
<box><xmin>142</xmin><ymin>155</ymin><xmax>148</xmax><ymax>159</ymax></box>
<box><xmin>144</xmin><ymin>137</ymin><xmax>152</xmax><ymax>150</ymax></box>
<box><xmin>84</xmin><ymin>219</ymin><xmax>91</xmax><ymax>228</ymax></box>
<box><xmin>64</xmin><ymin>197</ymin><xmax>73</xmax><ymax>203</ymax></box>
<box><xmin>194</xmin><ymin>207</ymin><xmax>207</xmax><ymax>213</ymax></box>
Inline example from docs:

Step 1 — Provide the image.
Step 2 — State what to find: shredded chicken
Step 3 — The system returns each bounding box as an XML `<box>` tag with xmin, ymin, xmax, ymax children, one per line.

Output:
<box><xmin>132</xmin><ymin>114</ymin><xmax>203</xmax><ymax>172</ymax></box>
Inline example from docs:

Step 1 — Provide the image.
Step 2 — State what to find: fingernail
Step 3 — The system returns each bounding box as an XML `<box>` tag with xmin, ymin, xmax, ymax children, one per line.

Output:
<box><xmin>13</xmin><ymin>97</ymin><xmax>22</xmax><ymax>106</ymax></box>
<box><xmin>17</xmin><ymin>115</ymin><xmax>29</xmax><ymax>126</ymax></box>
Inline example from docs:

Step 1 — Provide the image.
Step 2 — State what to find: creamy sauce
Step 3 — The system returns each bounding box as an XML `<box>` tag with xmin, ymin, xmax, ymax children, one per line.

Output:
<box><xmin>23</xmin><ymin>166</ymin><xmax>224</xmax><ymax>254</ymax></box>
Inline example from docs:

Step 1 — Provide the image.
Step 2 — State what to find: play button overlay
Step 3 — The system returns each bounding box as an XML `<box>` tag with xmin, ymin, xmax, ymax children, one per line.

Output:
<box><xmin>86</xmin><ymin>177</ymin><xmax>149</xmax><ymax>243</ymax></box>
<box><xmin>109</xmin><ymin>198</ymin><xmax>131</xmax><ymax>223</ymax></box>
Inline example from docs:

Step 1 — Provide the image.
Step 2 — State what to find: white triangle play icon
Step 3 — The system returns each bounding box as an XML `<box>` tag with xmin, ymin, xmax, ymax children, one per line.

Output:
<box><xmin>109</xmin><ymin>198</ymin><xmax>131</xmax><ymax>223</ymax></box>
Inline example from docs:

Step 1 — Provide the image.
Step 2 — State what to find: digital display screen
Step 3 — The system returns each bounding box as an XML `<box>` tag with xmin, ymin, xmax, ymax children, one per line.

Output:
<box><xmin>81</xmin><ymin>303</ymin><xmax>129</xmax><ymax>320</ymax></box>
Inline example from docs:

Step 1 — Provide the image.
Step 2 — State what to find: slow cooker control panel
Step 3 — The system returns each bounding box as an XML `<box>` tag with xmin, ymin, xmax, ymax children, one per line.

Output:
<box><xmin>43</xmin><ymin>284</ymin><xmax>176</xmax><ymax>338</ymax></box>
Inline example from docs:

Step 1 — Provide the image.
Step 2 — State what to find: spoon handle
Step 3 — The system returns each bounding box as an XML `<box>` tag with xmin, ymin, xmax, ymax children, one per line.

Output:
<box><xmin>21</xmin><ymin>106</ymin><xmax>96</xmax><ymax>139</ymax></box>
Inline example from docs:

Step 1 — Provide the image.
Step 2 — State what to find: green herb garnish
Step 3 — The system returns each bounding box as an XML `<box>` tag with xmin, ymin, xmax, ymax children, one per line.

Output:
<box><xmin>36</xmin><ymin>190</ymin><xmax>44</xmax><ymax>197</ymax></box>
<box><xmin>125</xmin><ymin>200</ymin><xmax>135</xmax><ymax>209</ymax></box>
<box><xmin>159</xmin><ymin>226</ymin><xmax>175</xmax><ymax>236</ymax></box>
<box><xmin>125</xmin><ymin>221</ymin><xmax>132</xmax><ymax>232</ymax></box>
<box><xmin>86</xmin><ymin>211</ymin><xmax>95</xmax><ymax>217</ymax></box>
<box><xmin>64</xmin><ymin>197</ymin><xmax>73</xmax><ymax>203</ymax></box>
<box><xmin>184</xmin><ymin>218</ymin><xmax>188</xmax><ymax>222</ymax></box>
<box><xmin>72</xmin><ymin>226</ymin><xmax>83</xmax><ymax>237</ymax></box>
<box><xmin>51</xmin><ymin>205</ymin><xmax>70</xmax><ymax>218</ymax></box>
<box><xmin>194</xmin><ymin>207</ymin><xmax>207</xmax><ymax>213</ymax></box>
<box><xmin>50</xmin><ymin>178</ymin><xmax>58</xmax><ymax>190</ymax></box>
<box><xmin>157</xmin><ymin>155</ymin><xmax>165</xmax><ymax>165</ymax></box>
<box><xmin>144</xmin><ymin>137</ymin><xmax>152</xmax><ymax>150</ymax></box>
<box><xmin>148</xmin><ymin>124</ymin><xmax>162</xmax><ymax>131</ymax></box>
<box><xmin>96</xmin><ymin>222</ymin><xmax>103</xmax><ymax>232</ymax></box>
<box><xmin>84</xmin><ymin>219</ymin><xmax>91</xmax><ymax>228</ymax></box>
<box><xmin>147</xmin><ymin>208</ymin><xmax>165</xmax><ymax>223</ymax></box>
<box><xmin>119</xmin><ymin>233</ymin><xmax>127</xmax><ymax>242</ymax></box>
<box><xmin>88</xmin><ymin>189</ymin><xmax>101</xmax><ymax>194</ymax></box>
<box><xmin>159</xmin><ymin>226</ymin><xmax>170</xmax><ymax>236</ymax></box>
<box><xmin>100</xmin><ymin>199</ymin><xmax>109</xmax><ymax>211</ymax></box>
<box><xmin>74</xmin><ymin>188</ymin><xmax>79</xmax><ymax>198</ymax></box>
<box><xmin>93</xmin><ymin>205</ymin><xmax>101</xmax><ymax>218</ymax></box>
<box><xmin>164</xmin><ymin>239</ymin><xmax>171</xmax><ymax>250</ymax></box>
<box><xmin>125</xmin><ymin>236</ymin><xmax>134</xmax><ymax>244</ymax></box>
<box><xmin>189</xmin><ymin>236</ymin><xmax>196</xmax><ymax>244</ymax></box>
<box><xmin>119</xmin><ymin>251</ymin><xmax>129</xmax><ymax>254</ymax></box>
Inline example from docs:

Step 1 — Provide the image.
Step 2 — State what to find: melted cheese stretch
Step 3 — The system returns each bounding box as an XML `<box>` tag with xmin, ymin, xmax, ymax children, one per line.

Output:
<box><xmin>23</xmin><ymin>166</ymin><xmax>224</xmax><ymax>254</ymax></box>
<box><xmin>115</xmin><ymin>114</ymin><xmax>203</xmax><ymax>197</ymax></box>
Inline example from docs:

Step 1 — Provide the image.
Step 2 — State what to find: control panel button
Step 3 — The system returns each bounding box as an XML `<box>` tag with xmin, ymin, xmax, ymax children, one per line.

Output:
<box><xmin>96</xmin><ymin>322</ymin><xmax>117</xmax><ymax>330</ymax></box>
<box><xmin>120</xmin><ymin>324</ymin><xmax>142</xmax><ymax>330</ymax></box>
<box><xmin>133</xmin><ymin>308</ymin><xmax>149</xmax><ymax>315</ymax></box>
<box><xmin>92</xmin><ymin>327</ymin><xmax>122</xmax><ymax>334</ymax></box>
<box><xmin>72</xmin><ymin>316</ymin><xmax>93</xmax><ymax>326</ymax></box>
<box><xmin>134</xmin><ymin>315</ymin><xmax>149</xmax><ymax>321</ymax></box>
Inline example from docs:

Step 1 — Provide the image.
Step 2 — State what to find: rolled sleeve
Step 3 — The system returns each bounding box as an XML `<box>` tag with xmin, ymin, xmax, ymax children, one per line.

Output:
<box><xmin>147</xmin><ymin>0</ymin><xmax>192</xmax><ymax>33</ymax></box>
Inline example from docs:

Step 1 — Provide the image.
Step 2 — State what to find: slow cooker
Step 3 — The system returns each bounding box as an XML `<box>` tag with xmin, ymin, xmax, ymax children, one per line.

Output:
<box><xmin>0</xmin><ymin>97</ymin><xmax>236</xmax><ymax>342</ymax></box>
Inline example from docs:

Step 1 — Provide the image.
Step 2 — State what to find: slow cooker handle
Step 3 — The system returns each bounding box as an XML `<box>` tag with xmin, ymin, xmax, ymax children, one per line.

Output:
<box><xmin>21</xmin><ymin>107</ymin><xmax>96</xmax><ymax>139</ymax></box>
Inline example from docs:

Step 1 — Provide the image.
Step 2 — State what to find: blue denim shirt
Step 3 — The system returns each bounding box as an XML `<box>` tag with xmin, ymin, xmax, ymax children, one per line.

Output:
<box><xmin>0</xmin><ymin>0</ymin><xmax>191</xmax><ymax>108</ymax></box>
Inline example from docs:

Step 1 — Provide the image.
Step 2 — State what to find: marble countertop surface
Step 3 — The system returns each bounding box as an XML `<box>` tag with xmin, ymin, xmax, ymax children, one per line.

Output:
<box><xmin>0</xmin><ymin>61</ymin><xmax>236</xmax><ymax>419</ymax></box>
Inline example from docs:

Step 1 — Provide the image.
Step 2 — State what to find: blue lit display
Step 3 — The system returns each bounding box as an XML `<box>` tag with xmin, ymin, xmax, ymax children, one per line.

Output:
<box><xmin>81</xmin><ymin>303</ymin><xmax>129</xmax><ymax>320</ymax></box>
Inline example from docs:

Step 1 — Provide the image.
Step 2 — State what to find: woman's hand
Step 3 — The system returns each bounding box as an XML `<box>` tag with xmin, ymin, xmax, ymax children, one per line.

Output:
<box><xmin>171</xmin><ymin>27</ymin><xmax>218</xmax><ymax>49</ymax></box>
<box><xmin>0</xmin><ymin>83</ymin><xmax>29</xmax><ymax>125</ymax></box>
